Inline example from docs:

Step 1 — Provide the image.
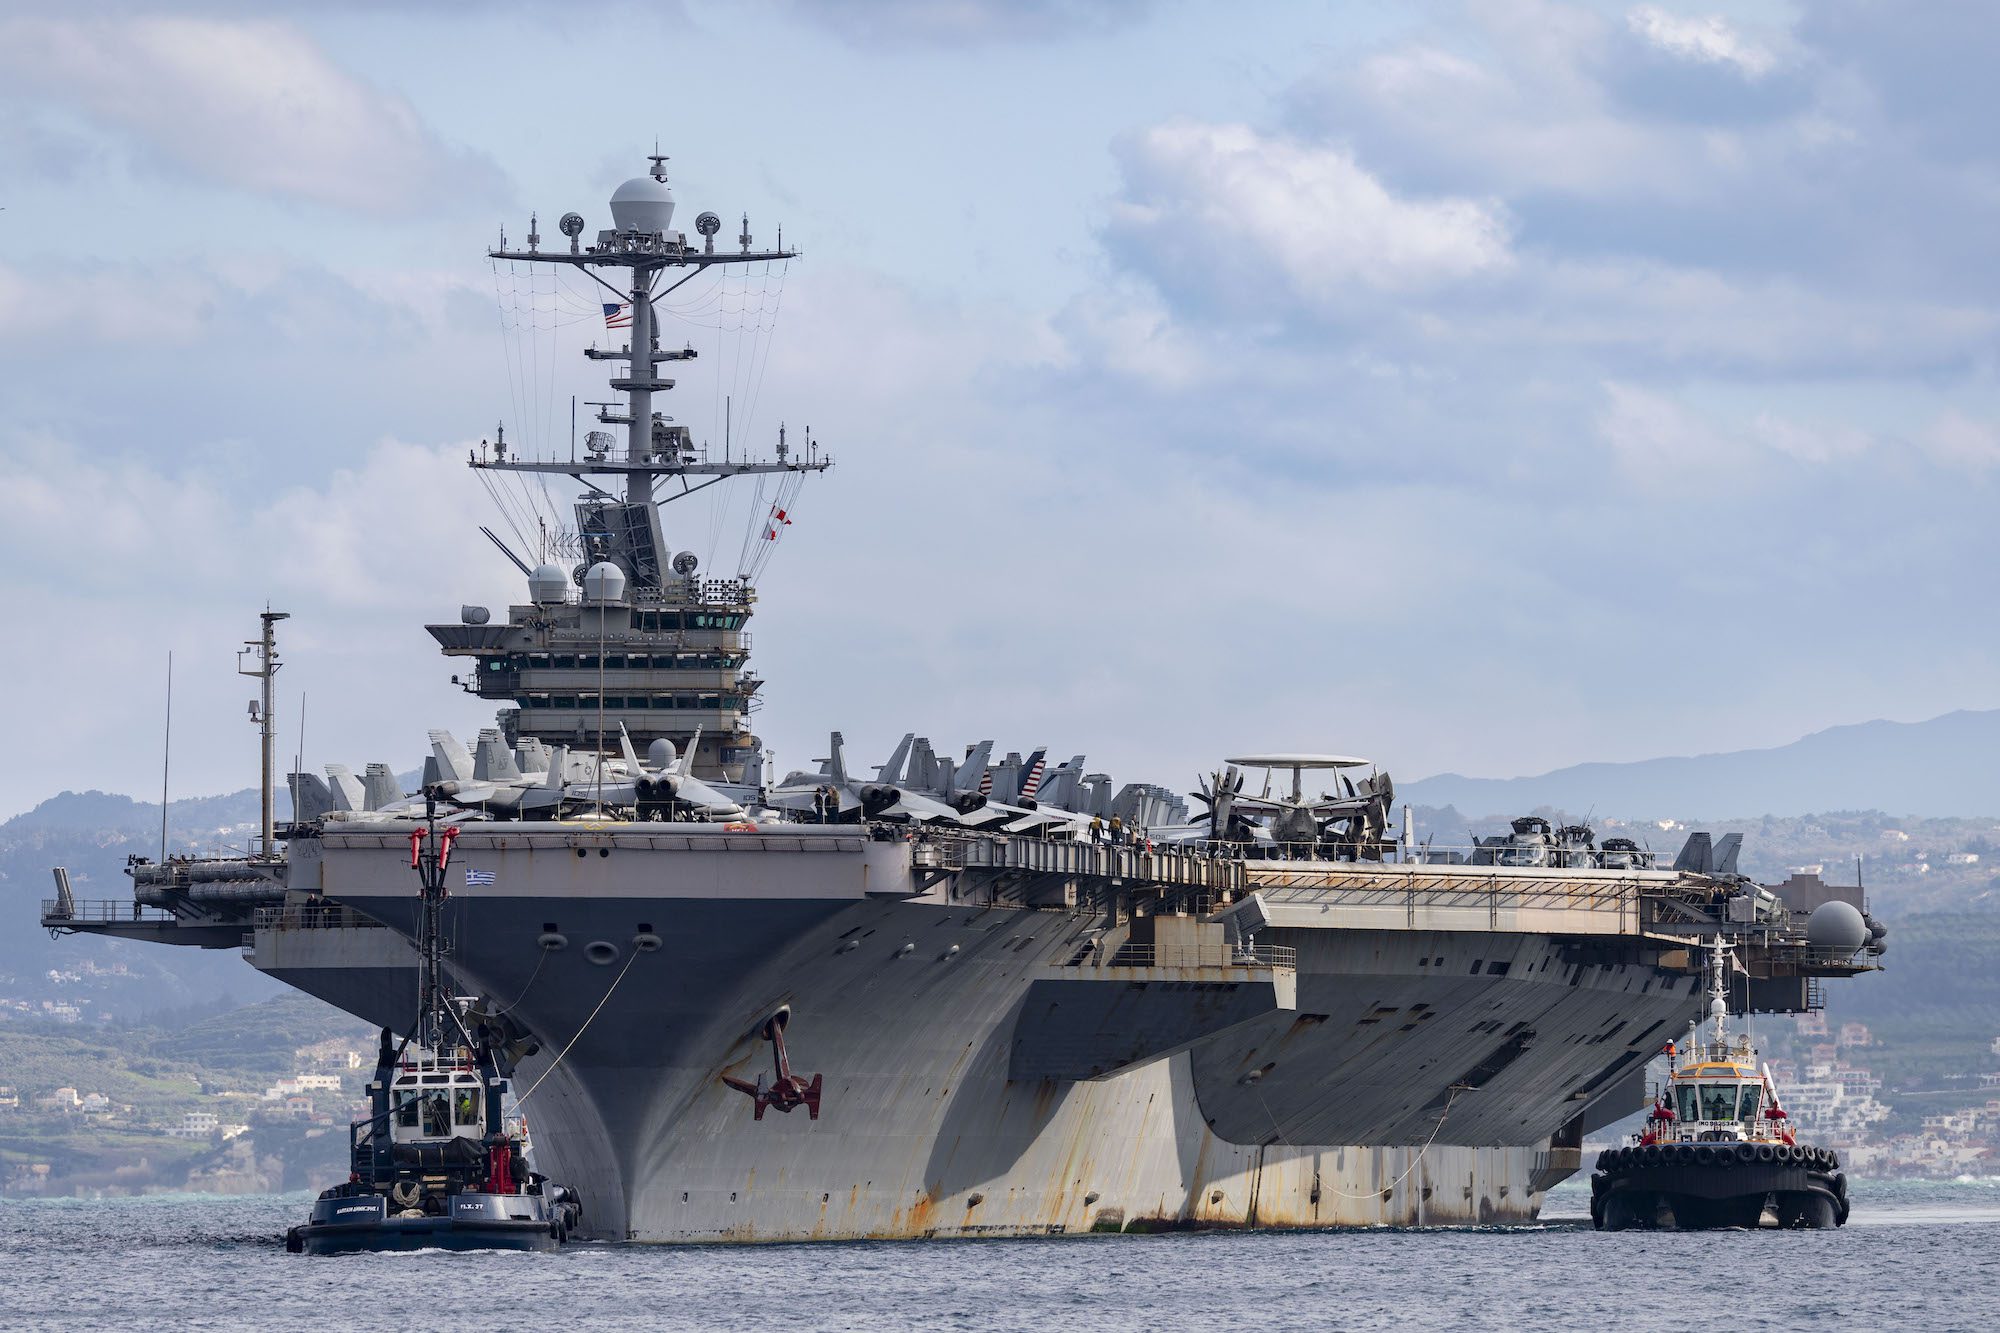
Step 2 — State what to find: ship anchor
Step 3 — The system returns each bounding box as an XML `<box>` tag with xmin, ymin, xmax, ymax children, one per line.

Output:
<box><xmin>722</xmin><ymin>1009</ymin><xmax>823</xmax><ymax>1121</ymax></box>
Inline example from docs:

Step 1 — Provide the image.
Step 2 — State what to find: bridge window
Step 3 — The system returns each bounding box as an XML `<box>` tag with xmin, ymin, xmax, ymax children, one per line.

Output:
<box><xmin>1691</xmin><ymin>1083</ymin><xmax>1747</xmax><ymax>1121</ymax></box>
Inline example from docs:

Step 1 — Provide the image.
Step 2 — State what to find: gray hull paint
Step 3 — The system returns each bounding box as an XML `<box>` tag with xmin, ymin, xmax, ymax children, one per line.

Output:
<box><xmin>270</xmin><ymin>829</ymin><xmax>1700</xmax><ymax>1242</ymax></box>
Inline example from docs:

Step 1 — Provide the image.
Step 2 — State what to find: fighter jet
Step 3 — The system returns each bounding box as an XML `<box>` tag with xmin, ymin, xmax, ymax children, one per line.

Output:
<box><xmin>425</xmin><ymin>728</ymin><xmax>567</xmax><ymax>818</ymax></box>
<box><xmin>769</xmin><ymin>732</ymin><xmax>952</xmax><ymax>822</ymax></box>
<box><xmin>580</xmin><ymin>725</ymin><xmax>748</xmax><ymax>821</ymax></box>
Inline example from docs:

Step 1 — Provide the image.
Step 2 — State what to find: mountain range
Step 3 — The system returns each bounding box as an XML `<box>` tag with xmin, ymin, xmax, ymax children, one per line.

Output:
<box><xmin>1400</xmin><ymin>709</ymin><xmax>2000</xmax><ymax>820</ymax></box>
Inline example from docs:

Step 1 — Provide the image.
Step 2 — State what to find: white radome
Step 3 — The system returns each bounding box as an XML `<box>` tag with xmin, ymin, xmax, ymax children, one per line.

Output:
<box><xmin>529</xmin><ymin>563</ymin><xmax>570</xmax><ymax>605</ymax></box>
<box><xmin>582</xmin><ymin>561</ymin><xmax>627</xmax><ymax>604</ymax></box>
<box><xmin>610</xmin><ymin>175</ymin><xmax>676</xmax><ymax>236</ymax></box>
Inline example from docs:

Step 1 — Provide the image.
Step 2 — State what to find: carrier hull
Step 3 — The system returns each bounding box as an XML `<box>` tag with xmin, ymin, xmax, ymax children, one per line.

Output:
<box><xmin>267</xmin><ymin>826</ymin><xmax>1711</xmax><ymax>1243</ymax></box>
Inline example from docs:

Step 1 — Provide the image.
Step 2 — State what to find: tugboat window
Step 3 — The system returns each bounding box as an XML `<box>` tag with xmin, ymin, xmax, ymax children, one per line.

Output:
<box><xmin>1737</xmin><ymin>1086</ymin><xmax>1763</xmax><ymax>1121</ymax></box>
<box><xmin>1676</xmin><ymin>1085</ymin><xmax>1700</xmax><ymax>1121</ymax></box>
<box><xmin>455</xmin><ymin>1089</ymin><xmax>481</xmax><ymax>1128</ymax></box>
<box><xmin>395</xmin><ymin>1090</ymin><xmax>420</xmax><ymax>1129</ymax></box>
<box><xmin>1700</xmin><ymin>1084</ymin><xmax>1737</xmax><ymax>1121</ymax></box>
<box><xmin>422</xmin><ymin>1093</ymin><xmax>451</xmax><ymax>1137</ymax></box>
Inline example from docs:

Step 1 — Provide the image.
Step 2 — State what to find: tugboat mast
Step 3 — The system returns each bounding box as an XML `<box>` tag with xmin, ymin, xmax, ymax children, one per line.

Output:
<box><xmin>1707</xmin><ymin>937</ymin><xmax>1733</xmax><ymax>1053</ymax></box>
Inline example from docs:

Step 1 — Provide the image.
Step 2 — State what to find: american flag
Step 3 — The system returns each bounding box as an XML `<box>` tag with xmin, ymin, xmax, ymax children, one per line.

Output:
<box><xmin>602</xmin><ymin>302</ymin><xmax>632</xmax><ymax>329</ymax></box>
<box><xmin>465</xmin><ymin>868</ymin><xmax>497</xmax><ymax>886</ymax></box>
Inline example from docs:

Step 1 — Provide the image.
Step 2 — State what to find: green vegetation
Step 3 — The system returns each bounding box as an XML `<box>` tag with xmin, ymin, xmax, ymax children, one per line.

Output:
<box><xmin>0</xmin><ymin>995</ymin><xmax>370</xmax><ymax>1196</ymax></box>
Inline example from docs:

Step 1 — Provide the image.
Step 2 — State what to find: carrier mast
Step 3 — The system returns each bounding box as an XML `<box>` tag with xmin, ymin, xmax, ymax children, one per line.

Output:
<box><xmin>479</xmin><ymin>152</ymin><xmax>827</xmax><ymax>567</ymax></box>
<box><xmin>238</xmin><ymin>609</ymin><xmax>288</xmax><ymax>856</ymax></box>
<box><xmin>434</xmin><ymin>153</ymin><xmax>832</xmax><ymax>779</ymax></box>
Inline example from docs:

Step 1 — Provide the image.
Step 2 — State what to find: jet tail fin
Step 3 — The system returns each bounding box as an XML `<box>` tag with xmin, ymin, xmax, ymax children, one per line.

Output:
<box><xmin>428</xmin><ymin>730</ymin><xmax>476</xmax><ymax>784</ymax></box>
<box><xmin>1710</xmin><ymin>832</ymin><xmax>1743</xmax><ymax>877</ymax></box>
<box><xmin>827</xmin><ymin>731</ymin><xmax>849</xmax><ymax>788</ymax></box>
<box><xmin>324</xmin><ymin>763</ymin><xmax>365</xmax><ymax>812</ymax></box>
<box><xmin>288</xmin><ymin>771</ymin><xmax>335</xmax><ymax>822</ymax></box>
<box><xmin>361</xmin><ymin>762</ymin><xmax>400</xmax><ymax>811</ymax></box>
<box><xmin>474</xmin><ymin>729</ymin><xmax>522</xmax><ymax>782</ymax></box>
<box><xmin>875</xmin><ymin>733</ymin><xmax>915</xmax><ymax>785</ymax></box>
<box><xmin>952</xmin><ymin>740</ymin><xmax>992</xmax><ymax>794</ymax></box>
<box><xmin>676</xmin><ymin>725</ymin><xmax>702</xmax><ymax>778</ymax></box>
<box><xmin>1018</xmin><ymin>747</ymin><xmax>1049</xmax><ymax>799</ymax></box>
<box><xmin>543</xmin><ymin>746</ymin><xmax>568</xmax><ymax>789</ymax></box>
<box><xmin>618</xmin><ymin>723</ymin><xmax>642</xmax><ymax>773</ymax></box>
<box><xmin>1672</xmin><ymin>831</ymin><xmax>1713</xmax><ymax>875</ymax></box>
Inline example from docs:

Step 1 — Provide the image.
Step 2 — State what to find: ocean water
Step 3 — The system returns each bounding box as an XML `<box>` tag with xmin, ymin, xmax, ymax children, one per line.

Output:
<box><xmin>3</xmin><ymin>1180</ymin><xmax>1997</xmax><ymax>1331</ymax></box>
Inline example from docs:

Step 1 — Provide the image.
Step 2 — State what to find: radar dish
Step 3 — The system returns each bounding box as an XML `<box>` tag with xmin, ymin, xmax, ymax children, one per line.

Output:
<box><xmin>1226</xmin><ymin>754</ymin><xmax>1371</xmax><ymax>769</ymax></box>
<box><xmin>695</xmin><ymin>211</ymin><xmax>722</xmax><ymax>238</ymax></box>
<box><xmin>558</xmin><ymin>212</ymin><xmax>585</xmax><ymax>238</ymax></box>
<box><xmin>672</xmin><ymin>550</ymin><xmax>700</xmax><ymax>577</ymax></box>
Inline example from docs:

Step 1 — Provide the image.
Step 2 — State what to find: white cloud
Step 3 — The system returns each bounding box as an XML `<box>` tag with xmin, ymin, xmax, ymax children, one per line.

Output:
<box><xmin>1107</xmin><ymin>120</ymin><xmax>1513</xmax><ymax>308</ymax></box>
<box><xmin>0</xmin><ymin>17</ymin><xmax>503</xmax><ymax>215</ymax></box>
<box><xmin>1923</xmin><ymin>411</ymin><xmax>2000</xmax><ymax>473</ymax></box>
<box><xmin>5</xmin><ymin>431</ymin><xmax>517</xmax><ymax>817</ymax></box>
<box><xmin>0</xmin><ymin>260</ymin><xmax>225</xmax><ymax>345</ymax></box>
<box><xmin>1594</xmin><ymin>381</ymin><xmax>1882</xmax><ymax>487</ymax></box>
<box><xmin>782</xmin><ymin>0</ymin><xmax>1151</xmax><ymax>46</ymax></box>
<box><xmin>1049</xmin><ymin>281</ymin><xmax>1206</xmax><ymax>389</ymax></box>
<box><xmin>1628</xmin><ymin>5</ymin><xmax>1777</xmax><ymax>79</ymax></box>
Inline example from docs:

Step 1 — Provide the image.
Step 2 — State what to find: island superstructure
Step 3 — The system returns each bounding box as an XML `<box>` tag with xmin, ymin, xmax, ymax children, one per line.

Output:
<box><xmin>44</xmin><ymin>152</ymin><xmax>1885</xmax><ymax>1243</ymax></box>
<box><xmin>433</xmin><ymin>159</ymin><xmax>826</xmax><ymax>780</ymax></box>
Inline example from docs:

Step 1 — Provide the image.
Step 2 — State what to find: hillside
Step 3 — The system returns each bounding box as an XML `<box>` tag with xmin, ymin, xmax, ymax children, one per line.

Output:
<box><xmin>1403</xmin><ymin>709</ymin><xmax>2000</xmax><ymax>819</ymax></box>
<box><xmin>0</xmin><ymin>791</ymin><xmax>285</xmax><ymax>1020</ymax></box>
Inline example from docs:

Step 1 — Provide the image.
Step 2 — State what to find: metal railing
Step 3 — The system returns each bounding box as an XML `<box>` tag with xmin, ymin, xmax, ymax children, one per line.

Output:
<box><xmin>1088</xmin><ymin>941</ymin><xmax>1297</xmax><ymax>970</ymax></box>
<box><xmin>251</xmin><ymin>904</ymin><xmax>386</xmax><ymax>932</ymax></box>
<box><xmin>909</xmin><ymin>830</ymin><xmax>1244</xmax><ymax>893</ymax></box>
<box><xmin>40</xmin><ymin>898</ymin><xmax>176</xmax><ymax>925</ymax></box>
<box><xmin>1177</xmin><ymin>838</ymin><xmax>1662</xmax><ymax>871</ymax></box>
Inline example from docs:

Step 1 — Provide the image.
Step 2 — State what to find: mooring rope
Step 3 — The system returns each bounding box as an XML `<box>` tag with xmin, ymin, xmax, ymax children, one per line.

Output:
<box><xmin>512</xmin><ymin>947</ymin><xmax>643</xmax><ymax>1108</ymax></box>
<box><xmin>1257</xmin><ymin>1081</ymin><xmax>1465</xmax><ymax>1203</ymax></box>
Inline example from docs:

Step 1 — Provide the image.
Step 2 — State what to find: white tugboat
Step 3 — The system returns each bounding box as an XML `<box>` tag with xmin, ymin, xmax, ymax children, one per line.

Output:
<box><xmin>1591</xmin><ymin>939</ymin><xmax>1849</xmax><ymax>1230</ymax></box>
<box><xmin>286</xmin><ymin>800</ymin><xmax>583</xmax><ymax>1254</ymax></box>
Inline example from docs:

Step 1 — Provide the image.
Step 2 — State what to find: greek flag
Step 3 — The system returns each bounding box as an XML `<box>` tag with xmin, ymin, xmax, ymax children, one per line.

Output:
<box><xmin>465</xmin><ymin>868</ymin><xmax>497</xmax><ymax>886</ymax></box>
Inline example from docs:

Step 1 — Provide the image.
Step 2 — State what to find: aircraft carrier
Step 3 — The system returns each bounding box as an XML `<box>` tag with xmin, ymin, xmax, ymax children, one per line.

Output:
<box><xmin>44</xmin><ymin>153</ymin><xmax>1885</xmax><ymax>1242</ymax></box>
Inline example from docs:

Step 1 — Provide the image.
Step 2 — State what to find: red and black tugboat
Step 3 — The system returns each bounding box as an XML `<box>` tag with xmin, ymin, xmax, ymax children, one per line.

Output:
<box><xmin>286</xmin><ymin>801</ymin><xmax>583</xmax><ymax>1254</ymax></box>
<box><xmin>1592</xmin><ymin>940</ymin><xmax>1848</xmax><ymax>1230</ymax></box>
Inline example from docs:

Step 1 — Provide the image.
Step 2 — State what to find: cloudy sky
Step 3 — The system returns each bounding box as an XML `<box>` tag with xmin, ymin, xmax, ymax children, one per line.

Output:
<box><xmin>3</xmin><ymin>0</ymin><xmax>1996</xmax><ymax>818</ymax></box>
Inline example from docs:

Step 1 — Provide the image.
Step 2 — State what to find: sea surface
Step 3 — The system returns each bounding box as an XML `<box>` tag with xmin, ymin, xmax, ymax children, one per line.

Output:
<box><xmin>4</xmin><ymin>1179</ymin><xmax>1997</xmax><ymax>1330</ymax></box>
